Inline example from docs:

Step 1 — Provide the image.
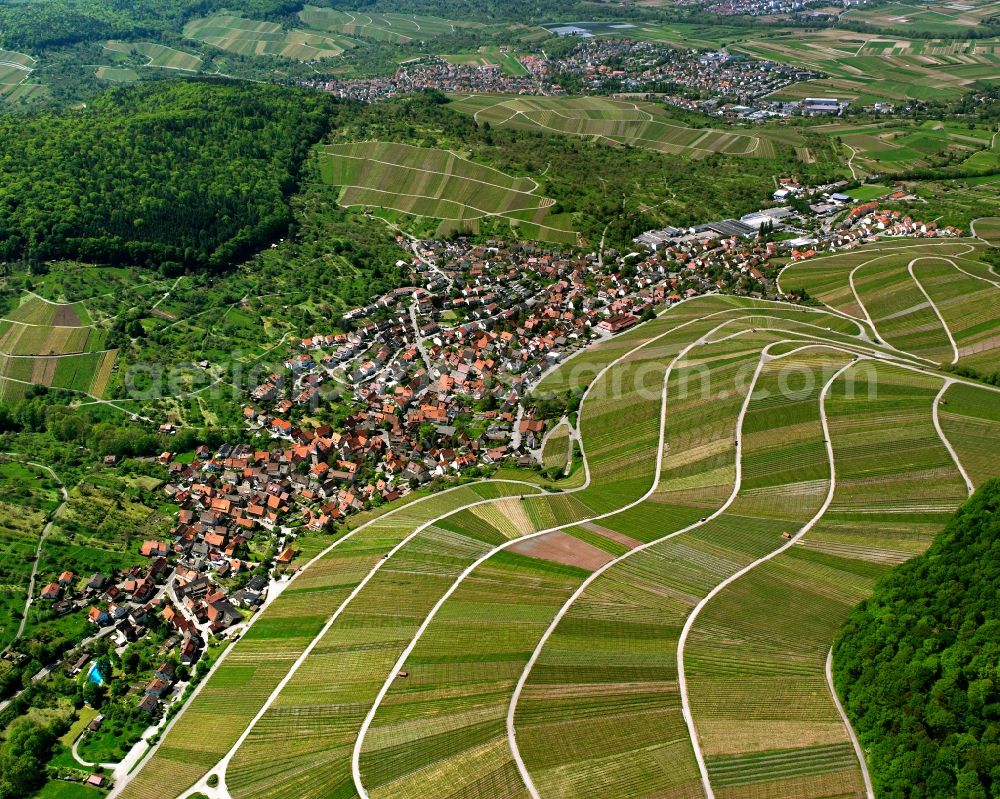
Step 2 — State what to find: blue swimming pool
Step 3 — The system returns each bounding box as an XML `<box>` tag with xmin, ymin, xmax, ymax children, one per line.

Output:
<box><xmin>87</xmin><ymin>661</ymin><xmax>104</xmax><ymax>686</ymax></box>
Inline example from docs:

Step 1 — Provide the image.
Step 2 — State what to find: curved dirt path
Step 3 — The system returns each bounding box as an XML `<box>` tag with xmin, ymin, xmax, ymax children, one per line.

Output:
<box><xmin>932</xmin><ymin>380</ymin><xmax>975</xmax><ymax>497</ymax></box>
<box><xmin>825</xmin><ymin>648</ymin><xmax>876</xmax><ymax>799</ymax></box>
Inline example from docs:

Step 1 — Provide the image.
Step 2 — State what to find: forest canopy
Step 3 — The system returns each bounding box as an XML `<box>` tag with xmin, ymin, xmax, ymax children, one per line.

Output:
<box><xmin>0</xmin><ymin>80</ymin><xmax>340</xmax><ymax>269</ymax></box>
<box><xmin>0</xmin><ymin>0</ymin><xmax>305</xmax><ymax>50</ymax></box>
<box><xmin>833</xmin><ymin>479</ymin><xmax>1000</xmax><ymax>799</ymax></box>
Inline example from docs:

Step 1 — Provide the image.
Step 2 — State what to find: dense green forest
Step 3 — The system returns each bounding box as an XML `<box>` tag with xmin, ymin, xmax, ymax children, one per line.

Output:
<box><xmin>0</xmin><ymin>80</ymin><xmax>340</xmax><ymax>269</ymax></box>
<box><xmin>0</xmin><ymin>0</ymin><xmax>304</xmax><ymax>50</ymax></box>
<box><xmin>833</xmin><ymin>480</ymin><xmax>1000</xmax><ymax>799</ymax></box>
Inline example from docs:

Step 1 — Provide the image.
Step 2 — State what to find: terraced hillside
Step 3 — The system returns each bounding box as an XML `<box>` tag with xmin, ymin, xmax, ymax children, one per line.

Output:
<box><xmin>780</xmin><ymin>239</ymin><xmax>1000</xmax><ymax>371</ymax></box>
<box><xmin>0</xmin><ymin>294</ymin><xmax>117</xmax><ymax>400</ymax></box>
<box><xmin>735</xmin><ymin>30</ymin><xmax>1000</xmax><ymax>105</ymax></box>
<box><xmin>184</xmin><ymin>14</ymin><xmax>355</xmax><ymax>61</ymax></box>
<box><xmin>299</xmin><ymin>6</ymin><xmax>477</xmax><ymax>42</ymax></box>
<box><xmin>104</xmin><ymin>40</ymin><xmax>204</xmax><ymax>72</ymax></box>
<box><xmin>450</xmin><ymin>95</ymin><xmax>774</xmax><ymax>158</ymax></box>
<box><xmin>118</xmin><ymin>252</ymin><xmax>1000</xmax><ymax>799</ymax></box>
<box><xmin>318</xmin><ymin>141</ymin><xmax>578</xmax><ymax>243</ymax></box>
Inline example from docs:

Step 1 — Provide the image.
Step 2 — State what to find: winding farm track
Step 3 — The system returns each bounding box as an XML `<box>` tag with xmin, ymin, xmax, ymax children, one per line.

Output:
<box><xmin>933</xmin><ymin>379</ymin><xmax>975</xmax><ymax>497</ymax></box>
<box><xmin>121</xmin><ymin>289</ymin><xmax>1000</xmax><ymax>799</ymax></box>
<box><xmin>825</xmin><ymin>648</ymin><xmax>876</xmax><ymax>799</ymax></box>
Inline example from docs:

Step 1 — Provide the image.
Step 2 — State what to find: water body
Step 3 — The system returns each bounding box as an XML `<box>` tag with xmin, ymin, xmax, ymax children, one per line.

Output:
<box><xmin>87</xmin><ymin>661</ymin><xmax>105</xmax><ymax>686</ymax></box>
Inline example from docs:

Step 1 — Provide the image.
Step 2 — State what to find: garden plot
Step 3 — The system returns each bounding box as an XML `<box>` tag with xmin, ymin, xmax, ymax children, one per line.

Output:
<box><xmin>0</xmin><ymin>462</ymin><xmax>62</xmax><ymax>650</ymax></box>
<box><xmin>319</xmin><ymin>141</ymin><xmax>577</xmax><ymax>244</ymax></box>
<box><xmin>541</xmin><ymin>422</ymin><xmax>572</xmax><ymax>471</ymax></box>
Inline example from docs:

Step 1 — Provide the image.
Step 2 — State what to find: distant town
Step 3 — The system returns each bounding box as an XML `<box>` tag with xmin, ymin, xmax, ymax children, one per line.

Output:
<box><xmin>302</xmin><ymin>40</ymin><xmax>868</xmax><ymax>121</ymax></box>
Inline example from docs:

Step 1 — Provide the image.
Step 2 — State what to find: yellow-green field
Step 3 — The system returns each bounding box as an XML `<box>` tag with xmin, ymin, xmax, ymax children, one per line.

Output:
<box><xmin>299</xmin><ymin>5</ymin><xmax>478</xmax><ymax>42</ymax></box>
<box><xmin>841</xmin><ymin>0</ymin><xmax>1000</xmax><ymax>34</ymax></box>
<box><xmin>813</xmin><ymin>119</ymin><xmax>998</xmax><ymax>174</ymax></box>
<box><xmin>95</xmin><ymin>65</ymin><xmax>139</xmax><ymax>82</ymax></box>
<box><xmin>780</xmin><ymin>239</ymin><xmax>1000</xmax><ymax>370</ymax></box>
<box><xmin>0</xmin><ymin>48</ymin><xmax>43</xmax><ymax>103</ymax></box>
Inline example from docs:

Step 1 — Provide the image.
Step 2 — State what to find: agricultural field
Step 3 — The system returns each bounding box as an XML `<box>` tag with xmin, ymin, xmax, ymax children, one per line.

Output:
<box><xmin>318</xmin><ymin>141</ymin><xmax>578</xmax><ymax>243</ymax></box>
<box><xmin>0</xmin><ymin>47</ymin><xmax>43</xmax><ymax>103</ymax></box>
<box><xmin>0</xmin><ymin>295</ymin><xmax>117</xmax><ymax>397</ymax></box>
<box><xmin>104</xmin><ymin>40</ymin><xmax>204</xmax><ymax>72</ymax></box>
<box><xmin>779</xmin><ymin>239</ymin><xmax>1000</xmax><ymax>370</ymax></box>
<box><xmin>815</xmin><ymin>119</ymin><xmax>998</xmax><ymax>175</ymax></box>
<box><xmin>443</xmin><ymin>46</ymin><xmax>529</xmax><ymax>75</ymax></box>
<box><xmin>184</xmin><ymin>14</ymin><xmax>355</xmax><ymax>62</ymax></box>
<box><xmin>19</xmin><ymin>471</ymin><xmax>170</xmax><ymax>644</ymax></box>
<box><xmin>973</xmin><ymin>215</ymin><xmax>1000</xmax><ymax>245</ymax></box>
<box><xmin>540</xmin><ymin>20</ymin><xmax>752</xmax><ymax>48</ymax></box>
<box><xmin>119</xmin><ymin>286</ymin><xmax>1000</xmax><ymax>799</ymax></box>
<box><xmin>735</xmin><ymin>30</ymin><xmax>1000</xmax><ymax>105</ymax></box>
<box><xmin>95</xmin><ymin>65</ymin><xmax>139</xmax><ymax>82</ymax></box>
<box><xmin>299</xmin><ymin>6</ymin><xmax>478</xmax><ymax>42</ymax></box>
<box><xmin>450</xmin><ymin>95</ymin><xmax>775</xmax><ymax>158</ymax></box>
<box><xmin>541</xmin><ymin>422</ymin><xmax>572</xmax><ymax>472</ymax></box>
<box><xmin>841</xmin><ymin>0</ymin><xmax>1000</xmax><ymax>34</ymax></box>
